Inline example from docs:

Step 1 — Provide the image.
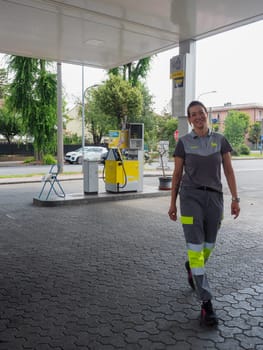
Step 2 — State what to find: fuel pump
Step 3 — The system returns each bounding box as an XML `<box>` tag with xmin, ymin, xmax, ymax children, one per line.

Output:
<box><xmin>104</xmin><ymin>123</ymin><xmax>144</xmax><ymax>193</ymax></box>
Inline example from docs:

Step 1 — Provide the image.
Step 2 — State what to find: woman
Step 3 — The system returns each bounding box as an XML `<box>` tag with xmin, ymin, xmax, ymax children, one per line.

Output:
<box><xmin>168</xmin><ymin>100</ymin><xmax>240</xmax><ymax>326</ymax></box>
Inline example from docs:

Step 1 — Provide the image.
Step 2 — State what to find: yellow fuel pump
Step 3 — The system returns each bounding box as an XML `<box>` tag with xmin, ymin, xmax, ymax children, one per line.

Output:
<box><xmin>104</xmin><ymin>124</ymin><xmax>144</xmax><ymax>193</ymax></box>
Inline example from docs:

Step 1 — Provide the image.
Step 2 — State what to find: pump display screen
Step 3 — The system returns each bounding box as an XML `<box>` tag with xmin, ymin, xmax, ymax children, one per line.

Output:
<box><xmin>129</xmin><ymin>124</ymin><xmax>143</xmax><ymax>139</ymax></box>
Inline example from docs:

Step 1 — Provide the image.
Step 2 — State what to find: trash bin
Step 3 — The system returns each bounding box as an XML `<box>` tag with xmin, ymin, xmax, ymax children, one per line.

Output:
<box><xmin>83</xmin><ymin>159</ymin><xmax>98</xmax><ymax>194</ymax></box>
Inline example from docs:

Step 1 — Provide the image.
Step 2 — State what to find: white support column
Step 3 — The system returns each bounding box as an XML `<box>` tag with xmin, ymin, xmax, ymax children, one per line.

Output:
<box><xmin>170</xmin><ymin>39</ymin><xmax>196</xmax><ymax>137</ymax></box>
<box><xmin>81</xmin><ymin>65</ymin><xmax>85</xmax><ymax>159</ymax></box>
<box><xmin>57</xmin><ymin>62</ymin><xmax>64</xmax><ymax>173</ymax></box>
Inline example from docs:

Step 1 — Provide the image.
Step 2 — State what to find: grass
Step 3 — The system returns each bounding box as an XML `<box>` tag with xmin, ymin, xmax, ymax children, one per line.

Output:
<box><xmin>0</xmin><ymin>173</ymin><xmax>43</xmax><ymax>179</ymax></box>
<box><xmin>0</xmin><ymin>171</ymin><xmax>82</xmax><ymax>179</ymax></box>
<box><xmin>238</xmin><ymin>153</ymin><xmax>263</xmax><ymax>158</ymax></box>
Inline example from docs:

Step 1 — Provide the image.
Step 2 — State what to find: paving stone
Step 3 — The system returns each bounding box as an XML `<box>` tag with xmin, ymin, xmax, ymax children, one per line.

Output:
<box><xmin>235</xmin><ymin>334</ymin><xmax>263</xmax><ymax>349</ymax></box>
<box><xmin>0</xmin><ymin>192</ymin><xmax>262</xmax><ymax>350</ymax></box>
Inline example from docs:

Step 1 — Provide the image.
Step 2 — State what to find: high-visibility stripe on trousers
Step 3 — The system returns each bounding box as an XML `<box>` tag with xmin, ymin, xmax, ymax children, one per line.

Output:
<box><xmin>180</xmin><ymin>187</ymin><xmax>223</xmax><ymax>301</ymax></box>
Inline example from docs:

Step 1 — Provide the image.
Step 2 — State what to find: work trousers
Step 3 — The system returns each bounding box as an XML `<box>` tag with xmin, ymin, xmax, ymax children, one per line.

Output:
<box><xmin>179</xmin><ymin>187</ymin><xmax>224</xmax><ymax>301</ymax></box>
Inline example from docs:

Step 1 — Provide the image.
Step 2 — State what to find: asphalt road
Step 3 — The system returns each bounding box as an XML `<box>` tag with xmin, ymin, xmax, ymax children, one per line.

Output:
<box><xmin>0</xmin><ymin>163</ymin><xmax>85</xmax><ymax>176</ymax></box>
<box><xmin>1</xmin><ymin>158</ymin><xmax>263</xmax><ymax>209</ymax></box>
<box><xmin>0</xmin><ymin>162</ymin><xmax>167</xmax><ymax>176</ymax></box>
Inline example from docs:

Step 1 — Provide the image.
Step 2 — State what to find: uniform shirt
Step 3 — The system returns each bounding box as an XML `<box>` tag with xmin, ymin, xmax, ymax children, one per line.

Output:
<box><xmin>174</xmin><ymin>129</ymin><xmax>232</xmax><ymax>193</ymax></box>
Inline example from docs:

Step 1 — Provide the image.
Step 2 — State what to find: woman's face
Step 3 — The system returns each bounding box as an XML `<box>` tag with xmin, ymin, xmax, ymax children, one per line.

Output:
<box><xmin>188</xmin><ymin>104</ymin><xmax>208</xmax><ymax>129</ymax></box>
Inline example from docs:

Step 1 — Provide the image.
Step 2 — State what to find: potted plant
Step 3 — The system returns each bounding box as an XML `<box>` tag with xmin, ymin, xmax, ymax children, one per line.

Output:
<box><xmin>158</xmin><ymin>143</ymin><xmax>172</xmax><ymax>190</ymax></box>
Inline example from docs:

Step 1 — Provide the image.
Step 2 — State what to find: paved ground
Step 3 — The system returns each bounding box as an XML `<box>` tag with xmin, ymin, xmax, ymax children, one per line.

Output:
<box><xmin>0</xmin><ymin>171</ymin><xmax>262</xmax><ymax>349</ymax></box>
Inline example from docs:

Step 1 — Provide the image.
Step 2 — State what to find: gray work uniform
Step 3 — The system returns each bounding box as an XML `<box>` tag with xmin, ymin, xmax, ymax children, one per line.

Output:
<box><xmin>174</xmin><ymin>129</ymin><xmax>232</xmax><ymax>301</ymax></box>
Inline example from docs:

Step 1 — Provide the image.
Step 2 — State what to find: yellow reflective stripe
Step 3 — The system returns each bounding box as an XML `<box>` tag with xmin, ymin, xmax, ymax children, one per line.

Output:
<box><xmin>188</xmin><ymin>250</ymin><xmax>204</xmax><ymax>269</ymax></box>
<box><xmin>204</xmin><ymin>247</ymin><xmax>212</xmax><ymax>261</ymax></box>
<box><xmin>180</xmin><ymin>216</ymin><xmax>193</xmax><ymax>224</ymax></box>
<box><xmin>204</xmin><ymin>242</ymin><xmax>215</xmax><ymax>261</ymax></box>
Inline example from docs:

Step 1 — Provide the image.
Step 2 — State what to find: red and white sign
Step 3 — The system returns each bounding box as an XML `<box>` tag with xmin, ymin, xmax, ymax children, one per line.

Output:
<box><xmin>174</xmin><ymin>130</ymin><xmax>179</xmax><ymax>141</ymax></box>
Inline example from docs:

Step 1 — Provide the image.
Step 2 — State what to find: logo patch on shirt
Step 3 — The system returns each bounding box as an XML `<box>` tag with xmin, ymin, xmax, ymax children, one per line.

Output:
<box><xmin>190</xmin><ymin>145</ymin><xmax>199</xmax><ymax>149</ymax></box>
<box><xmin>211</xmin><ymin>142</ymin><xmax>217</xmax><ymax>147</ymax></box>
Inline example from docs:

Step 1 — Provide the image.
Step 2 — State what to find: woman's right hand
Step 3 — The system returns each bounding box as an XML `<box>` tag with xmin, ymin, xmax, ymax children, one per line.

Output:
<box><xmin>168</xmin><ymin>205</ymin><xmax>177</xmax><ymax>221</ymax></box>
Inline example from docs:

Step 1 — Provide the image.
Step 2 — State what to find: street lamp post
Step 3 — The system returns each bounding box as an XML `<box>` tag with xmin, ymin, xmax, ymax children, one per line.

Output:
<box><xmin>81</xmin><ymin>66</ymin><xmax>85</xmax><ymax>157</ymax></box>
<box><xmin>81</xmin><ymin>65</ymin><xmax>99</xmax><ymax>160</ymax></box>
<box><xmin>197</xmin><ymin>90</ymin><xmax>217</xmax><ymax>127</ymax></box>
<box><xmin>197</xmin><ymin>90</ymin><xmax>217</xmax><ymax>100</ymax></box>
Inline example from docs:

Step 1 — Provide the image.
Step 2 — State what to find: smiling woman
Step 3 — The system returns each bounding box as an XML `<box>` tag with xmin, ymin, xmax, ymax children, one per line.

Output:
<box><xmin>168</xmin><ymin>99</ymin><xmax>240</xmax><ymax>326</ymax></box>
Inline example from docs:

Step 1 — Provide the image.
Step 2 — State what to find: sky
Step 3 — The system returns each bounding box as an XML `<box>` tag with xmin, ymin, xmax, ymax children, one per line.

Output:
<box><xmin>2</xmin><ymin>19</ymin><xmax>263</xmax><ymax>113</ymax></box>
<box><xmin>196</xmin><ymin>19</ymin><xmax>263</xmax><ymax>108</ymax></box>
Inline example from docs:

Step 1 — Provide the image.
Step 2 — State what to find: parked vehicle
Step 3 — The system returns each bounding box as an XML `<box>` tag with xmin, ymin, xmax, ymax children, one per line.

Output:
<box><xmin>123</xmin><ymin>150</ymin><xmax>150</xmax><ymax>162</ymax></box>
<box><xmin>65</xmin><ymin>146</ymin><xmax>108</xmax><ymax>164</ymax></box>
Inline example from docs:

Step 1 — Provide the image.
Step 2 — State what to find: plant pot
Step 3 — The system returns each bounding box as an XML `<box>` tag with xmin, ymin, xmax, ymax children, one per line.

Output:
<box><xmin>158</xmin><ymin>176</ymin><xmax>172</xmax><ymax>190</ymax></box>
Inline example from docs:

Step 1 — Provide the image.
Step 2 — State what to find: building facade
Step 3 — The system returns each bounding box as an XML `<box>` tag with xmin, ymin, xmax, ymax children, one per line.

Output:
<box><xmin>65</xmin><ymin>105</ymin><xmax>93</xmax><ymax>142</ymax></box>
<box><xmin>209</xmin><ymin>102</ymin><xmax>263</xmax><ymax>132</ymax></box>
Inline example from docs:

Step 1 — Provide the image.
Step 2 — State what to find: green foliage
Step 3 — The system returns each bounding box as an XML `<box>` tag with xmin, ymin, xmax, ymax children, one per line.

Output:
<box><xmin>239</xmin><ymin>144</ymin><xmax>250</xmax><ymax>155</ymax></box>
<box><xmin>232</xmin><ymin>143</ymin><xmax>251</xmax><ymax>156</ymax></box>
<box><xmin>237</xmin><ymin>112</ymin><xmax>250</xmax><ymax>133</ymax></box>
<box><xmin>64</xmin><ymin>133</ymin><xmax>82</xmax><ymax>144</ymax></box>
<box><xmin>93</xmin><ymin>74</ymin><xmax>143</xmax><ymax>127</ymax></box>
<box><xmin>164</xmin><ymin>117</ymin><xmax>178</xmax><ymax>153</ymax></box>
<box><xmin>154</xmin><ymin>114</ymin><xmax>178</xmax><ymax>153</ymax></box>
<box><xmin>23</xmin><ymin>157</ymin><xmax>35</xmax><ymax>164</ymax></box>
<box><xmin>42</xmin><ymin>154</ymin><xmax>57</xmax><ymax>165</ymax></box>
<box><xmin>86</xmin><ymin>90</ymin><xmax>118</xmax><ymax>143</ymax></box>
<box><xmin>224</xmin><ymin>111</ymin><xmax>249</xmax><ymax>150</ymax></box>
<box><xmin>0</xmin><ymin>106</ymin><xmax>23</xmax><ymax>143</ymax></box>
<box><xmin>248</xmin><ymin>122</ymin><xmax>261</xmax><ymax>147</ymax></box>
<box><xmin>0</xmin><ymin>68</ymin><xmax>8</xmax><ymax>99</ymax></box>
<box><xmin>7</xmin><ymin>56</ymin><xmax>57</xmax><ymax>160</ymax></box>
<box><xmin>213</xmin><ymin>124</ymin><xmax>219</xmax><ymax>132</ymax></box>
<box><xmin>106</xmin><ymin>58</ymin><xmax>162</xmax><ymax>147</ymax></box>
<box><xmin>109</xmin><ymin>57</ymin><xmax>152</xmax><ymax>86</ymax></box>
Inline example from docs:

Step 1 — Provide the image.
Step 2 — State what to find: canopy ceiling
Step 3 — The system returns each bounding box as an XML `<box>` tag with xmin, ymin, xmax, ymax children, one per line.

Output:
<box><xmin>0</xmin><ymin>0</ymin><xmax>263</xmax><ymax>68</ymax></box>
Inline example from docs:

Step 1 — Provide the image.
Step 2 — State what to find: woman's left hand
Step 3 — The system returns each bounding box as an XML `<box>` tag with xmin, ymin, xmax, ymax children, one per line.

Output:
<box><xmin>231</xmin><ymin>202</ymin><xmax>240</xmax><ymax>219</ymax></box>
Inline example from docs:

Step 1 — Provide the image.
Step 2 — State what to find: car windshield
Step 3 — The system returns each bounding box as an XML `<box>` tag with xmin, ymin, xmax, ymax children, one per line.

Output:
<box><xmin>86</xmin><ymin>147</ymin><xmax>103</xmax><ymax>153</ymax></box>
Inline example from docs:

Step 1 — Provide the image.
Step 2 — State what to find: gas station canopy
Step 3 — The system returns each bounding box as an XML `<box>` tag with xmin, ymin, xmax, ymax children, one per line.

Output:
<box><xmin>0</xmin><ymin>0</ymin><xmax>263</xmax><ymax>68</ymax></box>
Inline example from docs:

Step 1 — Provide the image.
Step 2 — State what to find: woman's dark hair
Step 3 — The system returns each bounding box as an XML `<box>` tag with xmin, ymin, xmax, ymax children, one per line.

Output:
<box><xmin>187</xmin><ymin>100</ymin><xmax>208</xmax><ymax>118</ymax></box>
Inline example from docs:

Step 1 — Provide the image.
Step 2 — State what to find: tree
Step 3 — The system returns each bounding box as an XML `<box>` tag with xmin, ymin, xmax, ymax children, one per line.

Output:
<box><xmin>248</xmin><ymin>122</ymin><xmax>261</xmax><ymax>149</ymax></box>
<box><xmin>155</xmin><ymin>114</ymin><xmax>178</xmax><ymax>152</ymax></box>
<box><xmin>93</xmin><ymin>74</ymin><xmax>143</xmax><ymax>127</ymax></box>
<box><xmin>138</xmin><ymin>85</ymin><xmax>158</xmax><ymax>150</ymax></box>
<box><xmin>237</xmin><ymin>111</ymin><xmax>250</xmax><ymax>133</ymax></box>
<box><xmin>7</xmin><ymin>56</ymin><xmax>57</xmax><ymax>160</ymax></box>
<box><xmin>0</xmin><ymin>107</ymin><xmax>23</xmax><ymax>143</ymax></box>
<box><xmin>224</xmin><ymin>111</ymin><xmax>249</xmax><ymax>151</ymax></box>
<box><xmin>0</xmin><ymin>68</ymin><xmax>8</xmax><ymax>99</ymax></box>
<box><xmin>109</xmin><ymin>57</ymin><xmax>152</xmax><ymax>87</ymax></box>
<box><xmin>108</xmin><ymin>57</ymin><xmax>160</xmax><ymax>148</ymax></box>
<box><xmin>83</xmin><ymin>89</ymin><xmax>119</xmax><ymax>144</ymax></box>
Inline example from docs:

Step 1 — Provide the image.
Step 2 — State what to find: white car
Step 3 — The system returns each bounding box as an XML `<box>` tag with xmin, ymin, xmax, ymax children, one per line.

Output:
<box><xmin>65</xmin><ymin>146</ymin><xmax>108</xmax><ymax>164</ymax></box>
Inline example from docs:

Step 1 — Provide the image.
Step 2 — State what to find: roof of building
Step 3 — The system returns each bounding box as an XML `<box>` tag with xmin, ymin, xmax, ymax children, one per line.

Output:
<box><xmin>211</xmin><ymin>102</ymin><xmax>263</xmax><ymax>111</ymax></box>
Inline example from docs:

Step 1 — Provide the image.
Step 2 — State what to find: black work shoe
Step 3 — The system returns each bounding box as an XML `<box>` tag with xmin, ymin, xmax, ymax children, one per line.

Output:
<box><xmin>200</xmin><ymin>300</ymin><xmax>218</xmax><ymax>326</ymax></box>
<box><xmin>185</xmin><ymin>261</ymin><xmax>195</xmax><ymax>290</ymax></box>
